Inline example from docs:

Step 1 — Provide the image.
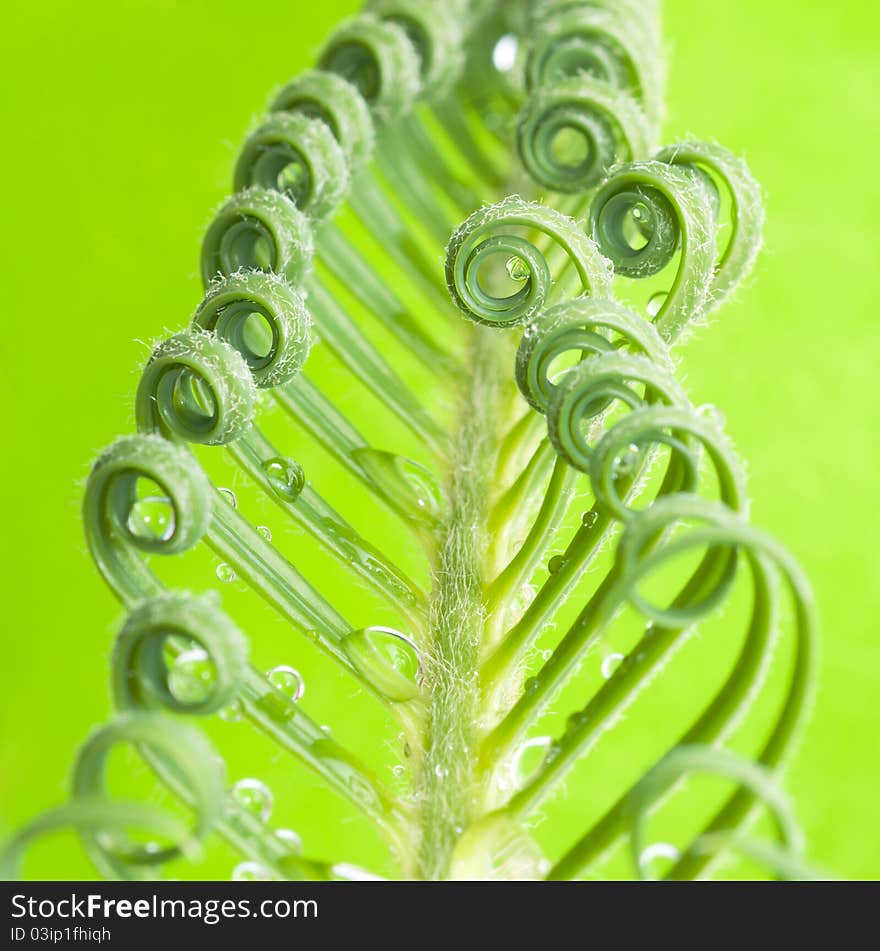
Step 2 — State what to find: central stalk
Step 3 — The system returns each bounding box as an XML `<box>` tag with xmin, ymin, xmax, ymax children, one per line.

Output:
<box><xmin>417</xmin><ymin>325</ymin><xmax>509</xmax><ymax>879</ymax></box>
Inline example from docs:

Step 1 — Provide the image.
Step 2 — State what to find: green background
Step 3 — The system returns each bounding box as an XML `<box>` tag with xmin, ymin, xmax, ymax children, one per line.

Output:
<box><xmin>1</xmin><ymin>0</ymin><xmax>877</xmax><ymax>878</ymax></box>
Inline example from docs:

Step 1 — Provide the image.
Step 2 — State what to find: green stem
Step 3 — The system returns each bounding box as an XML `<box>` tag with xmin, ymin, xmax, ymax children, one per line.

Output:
<box><xmin>417</xmin><ymin>326</ymin><xmax>508</xmax><ymax>879</ymax></box>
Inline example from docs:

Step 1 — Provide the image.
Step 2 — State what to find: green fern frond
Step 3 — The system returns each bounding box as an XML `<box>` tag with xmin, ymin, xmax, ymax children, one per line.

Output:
<box><xmin>3</xmin><ymin>0</ymin><xmax>825</xmax><ymax>882</ymax></box>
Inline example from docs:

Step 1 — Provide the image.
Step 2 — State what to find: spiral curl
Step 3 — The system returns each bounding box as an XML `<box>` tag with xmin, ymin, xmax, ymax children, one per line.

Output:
<box><xmin>515</xmin><ymin>297</ymin><xmax>670</xmax><ymax>414</ymax></box>
<box><xmin>193</xmin><ymin>271</ymin><xmax>312</xmax><ymax>389</ymax></box>
<box><xmin>656</xmin><ymin>140</ymin><xmax>765</xmax><ymax>311</ymax></box>
<box><xmin>589</xmin><ymin>159</ymin><xmax>716</xmax><ymax>341</ymax></box>
<box><xmin>135</xmin><ymin>331</ymin><xmax>256</xmax><ymax>446</ymax></box>
<box><xmin>589</xmin><ymin>404</ymin><xmax>745</xmax><ymax>523</ymax></box>
<box><xmin>445</xmin><ymin>197</ymin><xmax>613</xmax><ymax>328</ymax></box>
<box><xmin>535</xmin><ymin>496</ymin><xmax>816</xmax><ymax>880</ymax></box>
<box><xmin>201</xmin><ymin>187</ymin><xmax>314</xmax><ymax>288</ymax></box>
<box><xmin>318</xmin><ymin>15</ymin><xmax>422</xmax><ymax>125</ymax></box>
<box><xmin>546</xmin><ymin>351</ymin><xmax>688</xmax><ymax>473</ymax></box>
<box><xmin>0</xmin><ymin>799</ymin><xmax>194</xmax><ymax>882</ymax></box>
<box><xmin>518</xmin><ymin>76</ymin><xmax>652</xmax><ymax>193</ymax></box>
<box><xmin>627</xmin><ymin>745</ymin><xmax>806</xmax><ymax>880</ymax></box>
<box><xmin>83</xmin><ymin>434</ymin><xmax>212</xmax><ymax>603</ymax></box>
<box><xmin>269</xmin><ymin>70</ymin><xmax>375</xmax><ymax>168</ymax></box>
<box><xmin>234</xmin><ymin>114</ymin><xmax>349</xmax><ymax>220</ymax></box>
<box><xmin>369</xmin><ymin>0</ymin><xmax>464</xmax><ymax>96</ymax></box>
<box><xmin>71</xmin><ymin>713</ymin><xmax>226</xmax><ymax>879</ymax></box>
<box><xmin>525</xmin><ymin>0</ymin><xmax>664</xmax><ymax>131</ymax></box>
<box><xmin>112</xmin><ymin>593</ymin><xmax>248</xmax><ymax>717</ymax></box>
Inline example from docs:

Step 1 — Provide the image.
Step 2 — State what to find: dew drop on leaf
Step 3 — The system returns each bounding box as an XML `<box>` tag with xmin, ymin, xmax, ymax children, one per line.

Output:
<box><xmin>262</xmin><ymin>456</ymin><xmax>305</xmax><ymax>501</ymax></box>
<box><xmin>217</xmin><ymin>486</ymin><xmax>238</xmax><ymax>509</ymax></box>
<box><xmin>168</xmin><ymin>647</ymin><xmax>216</xmax><ymax>704</ymax></box>
<box><xmin>267</xmin><ymin>665</ymin><xmax>305</xmax><ymax>702</ymax></box>
<box><xmin>341</xmin><ymin>626</ymin><xmax>422</xmax><ymax>702</ymax></box>
<box><xmin>218</xmin><ymin>699</ymin><xmax>243</xmax><ymax>723</ymax></box>
<box><xmin>510</xmin><ymin>735</ymin><xmax>552</xmax><ymax>787</ymax></box>
<box><xmin>231</xmin><ymin>778</ymin><xmax>273</xmax><ymax>822</ymax></box>
<box><xmin>127</xmin><ymin>496</ymin><xmax>175</xmax><ymax>543</ymax></box>
<box><xmin>601</xmin><ymin>652</ymin><xmax>625</xmax><ymax>679</ymax></box>
<box><xmin>232</xmin><ymin>861</ymin><xmax>271</xmax><ymax>881</ymax></box>
<box><xmin>216</xmin><ymin>563</ymin><xmax>236</xmax><ymax>584</ymax></box>
<box><xmin>274</xmin><ymin>828</ymin><xmax>302</xmax><ymax>856</ymax></box>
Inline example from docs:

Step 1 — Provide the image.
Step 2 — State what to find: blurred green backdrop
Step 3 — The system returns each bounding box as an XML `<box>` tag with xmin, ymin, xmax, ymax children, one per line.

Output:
<box><xmin>1</xmin><ymin>0</ymin><xmax>877</xmax><ymax>878</ymax></box>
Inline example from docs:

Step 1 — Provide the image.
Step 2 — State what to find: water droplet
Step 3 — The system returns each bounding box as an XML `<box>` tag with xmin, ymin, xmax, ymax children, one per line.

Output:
<box><xmin>216</xmin><ymin>562</ymin><xmax>236</xmax><ymax>584</ymax></box>
<box><xmin>434</xmin><ymin>764</ymin><xmax>449</xmax><ymax>779</ymax></box>
<box><xmin>168</xmin><ymin>647</ymin><xmax>216</xmax><ymax>705</ymax></box>
<box><xmin>256</xmin><ymin>525</ymin><xmax>272</xmax><ymax>541</ymax></box>
<box><xmin>267</xmin><ymin>665</ymin><xmax>305</xmax><ymax>702</ymax></box>
<box><xmin>274</xmin><ymin>828</ymin><xmax>302</xmax><ymax>856</ymax></box>
<box><xmin>262</xmin><ymin>456</ymin><xmax>305</xmax><ymax>502</ymax></box>
<box><xmin>510</xmin><ymin>736</ymin><xmax>552</xmax><ymax>786</ymax></box>
<box><xmin>601</xmin><ymin>652</ymin><xmax>624</xmax><ymax>679</ymax></box>
<box><xmin>505</xmin><ymin>255</ymin><xmax>529</xmax><ymax>283</ymax></box>
<box><xmin>127</xmin><ymin>496</ymin><xmax>175</xmax><ymax>542</ymax></box>
<box><xmin>231</xmin><ymin>778</ymin><xmax>273</xmax><ymax>822</ymax></box>
<box><xmin>492</xmin><ymin>33</ymin><xmax>518</xmax><ymax>72</ymax></box>
<box><xmin>582</xmin><ymin>510</ymin><xmax>599</xmax><ymax>528</ymax></box>
<box><xmin>647</xmin><ymin>292</ymin><xmax>668</xmax><ymax>317</ymax></box>
<box><xmin>217</xmin><ymin>487</ymin><xmax>238</xmax><ymax>509</ymax></box>
<box><xmin>320</xmin><ymin>725</ymin><xmax>332</xmax><ymax>735</ymax></box>
<box><xmin>341</xmin><ymin>626</ymin><xmax>422</xmax><ymax>702</ymax></box>
<box><xmin>541</xmin><ymin>649</ymin><xmax>552</xmax><ymax>661</ymax></box>
<box><xmin>351</xmin><ymin>449</ymin><xmax>444</xmax><ymax>524</ymax></box>
<box><xmin>612</xmin><ymin>443</ymin><xmax>640</xmax><ymax>478</ymax></box>
<box><xmin>640</xmin><ymin>842</ymin><xmax>681</xmax><ymax>876</ymax></box>
<box><xmin>332</xmin><ymin>863</ymin><xmax>385</xmax><ymax>881</ymax></box>
<box><xmin>232</xmin><ymin>861</ymin><xmax>271</xmax><ymax>881</ymax></box>
<box><xmin>523</xmin><ymin>676</ymin><xmax>540</xmax><ymax>696</ymax></box>
<box><xmin>548</xmin><ymin>555</ymin><xmax>565</xmax><ymax>574</ymax></box>
<box><xmin>391</xmin><ymin>764</ymin><xmax>407</xmax><ymax>779</ymax></box>
<box><xmin>219</xmin><ymin>700</ymin><xmax>243</xmax><ymax>723</ymax></box>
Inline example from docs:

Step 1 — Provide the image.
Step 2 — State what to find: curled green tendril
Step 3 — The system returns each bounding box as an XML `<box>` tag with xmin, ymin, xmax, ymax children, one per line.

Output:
<box><xmin>318</xmin><ymin>15</ymin><xmax>421</xmax><ymax>125</ymax></box>
<box><xmin>135</xmin><ymin>331</ymin><xmax>256</xmax><ymax>445</ymax></box>
<box><xmin>526</xmin><ymin>1</ymin><xmax>664</xmax><ymax>130</ymax></box>
<box><xmin>112</xmin><ymin>593</ymin><xmax>248</xmax><ymax>717</ymax></box>
<box><xmin>0</xmin><ymin>799</ymin><xmax>194</xmax><ymax>882</ymax></box>
<box><xmin>547</xmin><ymin>351</ymin><xmax>687</xmax><ymax>472</ymax></box>
<box><xmin>611</xmin><ymin>493</ymin><xmax>743</xmax><ymax>629</ymax></box>
<box><xmin>656</xmin><ymin>140</ymin><xmax>765</xmax><ymax>310</ymax></box>
<box><xmin>590</xmin><ymin>159</ymin><xmax>715</xmax><ymax>341</ymax></box>
<box><xmin>270</xmin><ymin>69</ymin><xmax>375</xmax><ymax>168</ymax></box>
<box><xmin>72</xmin><ymin>712</ymin><xmax>225</xmax><ymax>879</ymax></box>
<box><xmin>234</xmin><ymin>114</ymin><xmax>349</xmax><ymax>220</ymax></box>
<box><xmin>370</xmin><ymin>0</ymin><xmax>464</xmax><ymax>95</ymax></box>
<box><xmin>515</xmin><ymin>297</ymin><xmax>670</xmax><ymax>413</ymax></box>
<box><xmin>518</xmin><ymin>76</ymin><xmax>651</xmax><ymax>193</ymax></box>
<box><xmin>627</xmin><ymin>745</ymin><xmax>804</xmax><ymax>880</ymax></box>
<box><xmin>591</xmin><ymin>403</ymin><xmax>745</xmax><ymax>522</ymax></box>
<box><xmin>193</xmin><ymin>271</ymin><xmax>312</xmax><ymax>389</ymax></box>
<box><xmin>83</xmin><ymin>435</ymin><xmax>212</xmax><ymax>604</ymax></box>
<box><xmin>446</xmin><ymin>196</ymin><xmax>613</xmax><ymax>328</ymax></box>
<box><xmin>201</xmin><ymin>187</ymin><xmax>314</xmax><ymax>288</ymax></box>
<box><xmin>547</xmin><ymin>496</ymin><xmax>818</xmax><ymax>880</ymax></box>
